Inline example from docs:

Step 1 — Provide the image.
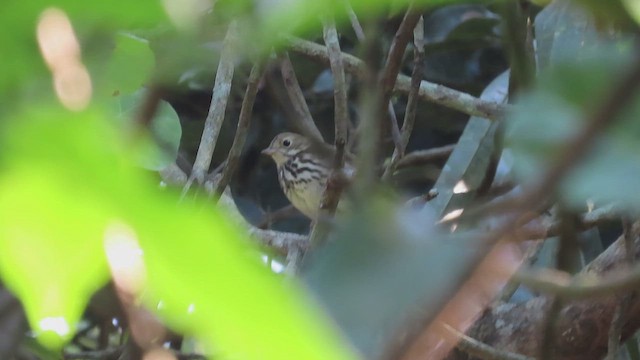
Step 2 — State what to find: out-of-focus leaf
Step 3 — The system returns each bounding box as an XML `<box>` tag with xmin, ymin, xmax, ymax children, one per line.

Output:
<box><xmin>424</xmin><ymin>4</ymin><xmax>500</xmax><ymax>47</ymax></box>
<box><xmin>303</xmin><ymin>197</ymin><xmax>491</xmax><ymax>358</ymax></box>
<box><xmin>110</xmin><ymin>89</ymin><xmax>182</xmax><ymax>170</ymax></box>
<box><xmin>0</xmin><ymin>107</ymin><xmax>132</xmax><ymax>349</ymax></box>
<box><xmin>506</xmin><ymin>47</ymin><xmax>640</xmax><ymax>211</ymax></box>
<box><xmin>0</xmin><ymin>0</ymin><xmax>167</xmax><ymax>95</ymax></box>
<box><xmin>535</xmin><ymin>0</ymin><xmax>628</xmax><ymax>70</ymax></box>
<box><xmin>102</xmin><ymin>33</ymin><xmax>155</xmax><ymax>96</ymax></box>
<box><xmin>576</xmin><ymin>0</ymin><xmax>636</xmax><ymax>30</ymax></box>
<box><xmin>624</xmin><ymin>0</ymin><xmax>640</xmax><ymax>25</ymax></box>
<box><xmin>421</xmin><ymin>70</ymin><xmax>509</xmax><ymax>218</ymax></box>
<box><xmin>136</xmin><ymin>195</ymin><xmax>357</xmax><ymax>360</ymax></box>
<box><xmin>0</xmin><ymin>103</ymin><xmax>356</xmax><ymax>359</ymax></box>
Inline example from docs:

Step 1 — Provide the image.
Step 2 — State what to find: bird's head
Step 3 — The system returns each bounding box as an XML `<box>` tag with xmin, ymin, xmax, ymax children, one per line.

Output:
<box><xmin>261</xmin><ymin>132</ymin><xmax>311</xmax><ymax>166</ymax></box>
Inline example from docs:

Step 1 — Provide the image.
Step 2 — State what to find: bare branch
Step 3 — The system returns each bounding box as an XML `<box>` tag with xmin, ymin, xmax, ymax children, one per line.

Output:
<box><xmin>383</xmin><ymin>16</ymin><xmax>426</xmax><ymax>180</ymax></box>
<box><xmin>162</xmin><ymin>163</ymin><xmax>307</xmax><ymax>256</ymax></box>
<box><xmin>309</xmin><ymin>17</ymin><xmax>350</xmax><ymax>249</ymax></box>
<box><xmin>214</xmin><ymin>59</ymin><xmax>266</xmax><ymax>198</ymax></box>
<box><xmin>278</xmin><ymin>52</ymin><xmax>324</xmax><ymax>143</ymax></box>
<box><xmin>379</xmin><ymin>5</ymin><xmax>421</xmax><ymax>154</ymax></box>
<box><xmin>606</xmin><ymin>217</ymin><xmax>635</xmax><ymax>360</ymax></box>
<box><xmin>446</xmin><ymin>225</ymin><xmax>640</xmax><ymax>360</ymax></box>
<box><xmin>394</xmin><ymin>144</ymin><xmax>455</xmax><ymax>169</ymax></box>
<box><xmin>344</xmin><ymin>0</ymin><xmax>365</xmax><ymax>42</ymax></box>
<box><xmin>442</xmin><ymin>324</ymin><xmax>534</xmax><ymax>360</ymax></box>
<box><xmin>284</xmin><ymin>36</ymin><xmax>508</xmax><ymax>120</ymax></box>
<box><xmin>184</xmin><ymin>20</ymin><xmax>238</xmax><ymax>194</ymax></box>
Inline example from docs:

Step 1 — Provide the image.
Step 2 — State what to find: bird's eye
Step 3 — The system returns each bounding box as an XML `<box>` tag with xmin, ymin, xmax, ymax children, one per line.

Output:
<box><xmin>282</xmin><ymin>139</ymin><xmax>291</xmax><ymax>147</ymax></box>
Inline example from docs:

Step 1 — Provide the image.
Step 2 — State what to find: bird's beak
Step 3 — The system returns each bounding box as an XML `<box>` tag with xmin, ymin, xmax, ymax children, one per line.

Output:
<box><xmin>261</xmin><ymin>148</ymin><xmax>275</xmax><ymax>157</ymax></box>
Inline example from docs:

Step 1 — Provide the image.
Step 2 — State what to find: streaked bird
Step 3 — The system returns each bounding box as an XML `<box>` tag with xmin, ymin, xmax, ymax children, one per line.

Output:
<box><xmin>262</xmin><ymin>132</ymin><xmax>351</xmax><ymax>220</ymax></box>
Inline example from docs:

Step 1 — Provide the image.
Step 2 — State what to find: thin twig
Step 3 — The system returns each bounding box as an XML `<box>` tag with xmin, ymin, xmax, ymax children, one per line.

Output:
<box><xmin>214</xmin><ymin>59</ymin><xmax>266</xmax><ymax>199</ymax></box>
<box><xmin>394</xmin><ymin>144</ymin><xmax>455</xmax><ymax>169</ymax></box>
<box><xmin>455</xmin><ymin>57</ymin><xmax>640</xmax><ymax>224</ymax></box>
<box><xmin>538</xmin><ymin>297</ymin><xmax>562</xmax><ymax>360</ymax></box>
<box><xmin>443</xmin><ymin>324</ymin><xmax>535</xmax><ymax>360</ymax></box>
<box><xmin>387</xmin><ymin>102</ymin><xmax>403</xmax><ymax>155</ymax></box>
<box><xmin>277</xmin><ymin>52</ymin><xmax>324</xmax><ymax>143</ymax></box>
<box><xmin>308</xmin><ymin>17</ymin><xmax>350</xmax><ymax>249</ymax></box>
<box><xmin>284</xmin><ymin>36</ymin><xmax>507</xmax><ymax>120</ymax></box>
<box><xmin>497</xmin><ymin>240</ymin><xmax>544</xmax><ymax>302</ymax></box>
<box><xmin>517</xmin><ymin>203</ymin><xmax>622</xmax><ymax>240</ymax></box>
<box><xmin>352</xmin><ymin>23</ymin><xmax>384</xmax><ymax>200</ymax></box>
<box><xmin>539</xmin><ymin>207</ymin><xmax>579</xmax><ymax>359</ymax></box>
<box><xmin>512</xmin><ymin>262</ymin><xmax>640</xmax><ymax>299</ymax></box>
<box><xmin>393</xmin><ymin>58</ymin><xmax>640</xmax><ymax>359</ymax></box>
<box><xmin>183</xmin><ymin>20</ymin><xmax>238</xmax><ymax>195</ymax></box>
<box><xmin>500</xmin><ymin>0</ymin><xmax>535</xmax><ymax>94</ymax></box>
<box><xmin>379</xmin><ymin>5</ymin><xmax>421</xmax><ymax>154</ymax></box>
<box><xmin>383</xmin><ymin>16</ymin><xmax>425</xmax><ymax>180</ymax></box>
<box><xmin>344</xmin><ymin>0</ymin><xmax>365</xmax><ymax>42</ymax></box>
<box><xmin>162</xmin><ymin>162</ymin><xmax>308</xmax><ymax>256</ymax></box>
<box><xmin>379</xmin><ymin>4</ymin><xmax>421</xmax><ymax>110</ymax></box>
<box><xmin>606</xmin><ymin>218</ymin><xmax>637</xmax><ymax>359</ymax></box>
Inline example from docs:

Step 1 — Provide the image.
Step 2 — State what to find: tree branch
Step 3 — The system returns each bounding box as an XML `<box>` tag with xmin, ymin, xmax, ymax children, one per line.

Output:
<box><xmin>447</xmin><ymin>224</ymin><xmax>640</xmax><ymax>360</ymax></box>
<box><xmin>284</xmin><ymin>36</ymin><xmax>508</xmax><ymax>120</ymax></box>
<box><xmin>383</xmin><ymin>16</ymin><xmax>425</xmax><ymax>180</ymax></box>
<box><xmin>184</xmin><ymin>20</ymin><xmax>238</xmax><ymax>194</ymax></box>
<box><xmin>277</xmin><ymin>52</ymin><xmax>324</xmax><ymax>143</ymax></box>
<box><xmin>214</xmin><ymin>59</ymin><xmax>266</xmax><ymax>198</ymax></box>
<box><xmin>309</xmin><ymin>17</ymin><xmax>350</xmax><ymax>249</ymax></box>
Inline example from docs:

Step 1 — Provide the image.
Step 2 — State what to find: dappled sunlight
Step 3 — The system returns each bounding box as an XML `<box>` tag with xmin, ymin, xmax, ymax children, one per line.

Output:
<box><xmin>104</xmin><ymin>221</ymin><xmax>145</xmax><ymax>295</ymax></box>
<box><xmin>453</xmin><ymin>180</ymin><xmax>469</xmax><ymax>194</ymax></box>
<box><xmin>36</xmin><ymin>8</ymin><xmax>92</xmax><ymax>110</ymax></box>
<box><xmin>38</xmin><ymin>316</ymin><xmax>70</xmax><ymax>337</ymax></box>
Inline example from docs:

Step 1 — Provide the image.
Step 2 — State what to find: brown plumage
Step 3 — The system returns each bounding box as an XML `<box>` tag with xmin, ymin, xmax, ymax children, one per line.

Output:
<box><xmin>262</xmin><ymin>132</ymin><xmax>339</xmax><ymax>219</ymax></box>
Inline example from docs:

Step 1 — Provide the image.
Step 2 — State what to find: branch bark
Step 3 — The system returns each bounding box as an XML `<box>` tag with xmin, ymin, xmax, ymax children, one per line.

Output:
<box><xmin>184</xmin><ymin>21</ymin><xmax>238</xmax><ymax>194</ymax></box>
<box><xmin>284</xmin><ymin>36</ymin><xmax>508</xmax><ymax>120</ymax></box>
<box><xmin>446</xmin><ymin>223</ymin><xmax>640</xmax><ymax>360</ymax></box>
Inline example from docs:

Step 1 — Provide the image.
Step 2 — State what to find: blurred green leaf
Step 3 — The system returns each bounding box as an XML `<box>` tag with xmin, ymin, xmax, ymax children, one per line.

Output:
<box><xmin>304</xmin><ymin>196</ymin><xmax>487</xmax><ymax>358</ymax></box>
<box><xmin>0</xmin><ymin>106</ymin><xmax>131</xmax><ymax>349</ymax></box>
<box><xmin>102</xmin><ymin>33</ymin><xmax>155</xmax><ymax>96</ymax></box>
<box><xmin>110</xmin><ymin>89</ymin><xmax>182</xmax><ymax>170</ymax></box>
<box><xmin>506</xmin><ymin>48</ymin><xmax>640</xmax><ymax>211</ymax></box>
<box><xmin>0</xmin><ymin>0</ymin><xmax>168</xmax><ymax>95</ymax></box>
<box><xmin>0</xmin><ymin>102</ymin><xmax>354</xmax><ymax>359</ymax></box>
<box><xmin>136</xmin><ymin>196</ymin><xmax>357</xmax><ymax>360</ymax></box>
<box><xmin>534</xmin><ymin>0</ymin><xmax>627</xmax><ymax>70</ymax></box>
<box><xmin>422</xmin><ymin>70</ymin><xmax>508</xmax><ymax>218</ymax></box>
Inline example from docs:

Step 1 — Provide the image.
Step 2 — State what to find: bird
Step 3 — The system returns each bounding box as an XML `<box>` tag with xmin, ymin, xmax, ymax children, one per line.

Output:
<box><xmin>262</xmin><ymin>132</ymin><xmax>349</xmax><ymax>220</ymax></box>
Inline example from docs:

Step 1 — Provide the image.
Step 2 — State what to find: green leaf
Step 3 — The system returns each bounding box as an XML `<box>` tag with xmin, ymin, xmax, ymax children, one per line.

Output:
<box><xmin>135</xmin><ymin>195</ymin><xmax>357</xmax><ymax>360</ymax></box>
<box><xmin>0</xmin><ymin>102</ymin><xmax>354</xmax><ymax>359</ymax></box>
<box><xmin>102</xmin><ymin>33</ymin><xmax>155</xmax><ymax>96</ymax></box>
<box><xmin>0</xmin><ymin>1</ymin><xmax>168</xmax><ymax>95</ymax></box>
<box><xmin>506</xmin><ymin>47</ymin><xmax>640</xmax><ymax>211</ymax></box>
<box><xmin>110</xmin><ymin>88</ymin><xmax>182</xmax><ymax>170</ymax></box>
<box><xmin>0</xmin><ymin>106</ymin><xmax>131</xmax><ymax>349</ymax></box>
<box><xmin>422</xmin><ymin>70</ymin><xmax>508</xmax><ymax>218</ymax></box>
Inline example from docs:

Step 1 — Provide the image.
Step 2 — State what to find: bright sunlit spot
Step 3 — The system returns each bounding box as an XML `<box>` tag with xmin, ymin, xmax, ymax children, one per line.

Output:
<box><xmin>453</xmin><ymin>180</ymin><xmax>469</xmax><ymax>194</ymax></box>
<box><xmin>143</xmin><ymin>348</ymin><xmax>177</xmax><ymax>360</ymax></box>
<box><xmin>36</xmin><ymin>8</ymin><xmax>92</xmax><ymax>111</ymax></box>
<box><xmin>39</xmin><ymin>317</ymin><xmax>70</xmax><ymax>336</ymax></box>
<box><xmin>162</xmin><ymin>0</ymin><xmax>211</xmax><ymax>32</ymax></box>
<box><xmin>104</xmin><ymin>222</ymin><xmax>145</xmax><ymax>294</ymax></box>
<box><xmin>187</xmin><ymin>303</ymin><xmax>196</xmax><ymax>314</ymax></box>
<box><xmin>587</xmin><ymin>199</ymin><xmax>595</xmax><ymax>213</ymax></box>
<box><xmin>440</xmin><ymin>208</ymin><xmax>464</xmax><ymax>223</ymax></box>
<box><xmin>271</xmin><ymin>261</ymin><xmax>284</xmax><ymax>273</ymax></box>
